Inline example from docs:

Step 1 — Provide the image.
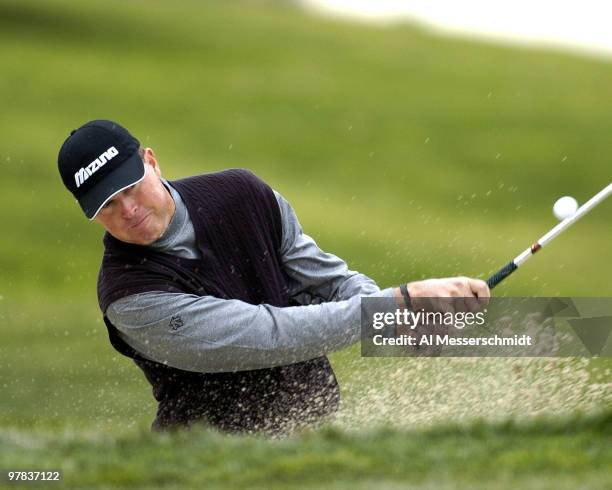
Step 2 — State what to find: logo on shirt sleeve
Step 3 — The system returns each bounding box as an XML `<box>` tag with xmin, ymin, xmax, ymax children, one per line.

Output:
<box><xmin>169</xmin><ymin>315</ymin><xmax>184</xmax><ymax>331</ymax></box>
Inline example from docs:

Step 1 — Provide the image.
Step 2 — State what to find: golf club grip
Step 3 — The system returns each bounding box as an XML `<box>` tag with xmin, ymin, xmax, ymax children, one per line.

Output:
<box><xmin>487</xmin><ymin>261</ymin><xmax>518</xmax><ymax>289</ymax></box>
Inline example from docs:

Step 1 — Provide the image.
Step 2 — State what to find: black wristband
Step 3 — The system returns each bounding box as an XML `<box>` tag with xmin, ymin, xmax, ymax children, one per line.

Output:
<box><xmin>399</xmin><ymin>283</ymin><xmax>412</xmax><ymax>309</ymax></box>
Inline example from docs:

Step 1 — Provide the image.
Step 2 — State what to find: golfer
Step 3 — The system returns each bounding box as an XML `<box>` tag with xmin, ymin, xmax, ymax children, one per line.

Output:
<box><xmin>58</xmin><ymin>120</ymin><xmax>489</xmax><ymax>434</ymax></box>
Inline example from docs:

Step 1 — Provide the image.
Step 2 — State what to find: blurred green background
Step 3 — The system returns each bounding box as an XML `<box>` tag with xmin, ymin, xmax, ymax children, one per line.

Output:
<box><xmin>0</xmin><ymin>0</ymin><xmax>610</xmax><ymax>488</ymax></box>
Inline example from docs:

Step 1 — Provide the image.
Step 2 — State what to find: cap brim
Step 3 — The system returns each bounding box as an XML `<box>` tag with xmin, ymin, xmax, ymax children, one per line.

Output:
<box><xmin>79</xmin><ymin>152</ymin><xmax>146</xmax><ymax>219</ymax></box>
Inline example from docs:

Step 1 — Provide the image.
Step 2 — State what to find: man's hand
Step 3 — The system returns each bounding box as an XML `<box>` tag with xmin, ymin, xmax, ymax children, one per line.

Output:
<box><xmin>395</xmin><ymin>277</ymin><xmax>490</xmax><ymax>352</ymax></box>
<box><xmin>394</xmin><ymin>276</ymin><xmax>490</xmax><ymax>315</ymax></box>
<box><xmin>408</xmin><ymin>277</ymin><xmax>490</xmax><ymax>299</ymax></box>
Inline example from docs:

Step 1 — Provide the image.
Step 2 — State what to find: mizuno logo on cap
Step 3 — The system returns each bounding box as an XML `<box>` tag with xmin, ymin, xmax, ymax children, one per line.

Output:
<box><xmin>74</xmin><ymin>146</ymin><xmax>119</xmax><ymax>188</ymax></box>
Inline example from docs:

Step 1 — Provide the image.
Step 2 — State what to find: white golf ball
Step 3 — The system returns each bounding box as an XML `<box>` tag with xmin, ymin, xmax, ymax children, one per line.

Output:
<box><xmin>553</xmin><ymin>196</ymin><xmax>578</xmax><ymax>220</ymax></box>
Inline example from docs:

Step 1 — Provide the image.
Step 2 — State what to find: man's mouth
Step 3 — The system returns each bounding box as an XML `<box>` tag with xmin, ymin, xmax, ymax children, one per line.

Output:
<box><xmin>131</xmin><ymin>213</ymin><xmax>150</xmax><ymax>229</ymax></box>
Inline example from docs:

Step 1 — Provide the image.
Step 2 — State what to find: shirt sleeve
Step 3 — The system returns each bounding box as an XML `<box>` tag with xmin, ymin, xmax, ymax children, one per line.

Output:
<box><xmin>106</xmin><ymin>287</ymin><xmax>397</xmax><ymax>373</ymax></box>
<box><xmin>274</xmin><ymin>190</ymin><xmax>380</xmax><ymax>304</ymax></box>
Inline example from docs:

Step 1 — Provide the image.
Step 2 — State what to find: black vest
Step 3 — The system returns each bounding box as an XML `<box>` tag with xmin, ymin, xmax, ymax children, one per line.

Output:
<box><xmin>97</xmin><ymin>169</ymin><xmax>339</xmax><ymax>433</ymax></box>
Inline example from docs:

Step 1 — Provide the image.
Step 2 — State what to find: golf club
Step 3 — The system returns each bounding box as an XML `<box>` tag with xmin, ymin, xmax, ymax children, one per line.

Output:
<box><xmin>487</xmin><ymin>182</ymin><xmax>612</xmax><ymax>289</ymax></box>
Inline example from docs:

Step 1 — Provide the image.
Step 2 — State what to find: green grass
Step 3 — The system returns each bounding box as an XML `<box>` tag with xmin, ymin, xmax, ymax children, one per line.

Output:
<box><xmin>1</xmin><ymin>410</ymin><xmax>610</xmax><ymax>489</ymax></box>
<box><xmin>1</xmin><ymin>0</ymin><xmax>611</xmax><ymax>488</ymax></box>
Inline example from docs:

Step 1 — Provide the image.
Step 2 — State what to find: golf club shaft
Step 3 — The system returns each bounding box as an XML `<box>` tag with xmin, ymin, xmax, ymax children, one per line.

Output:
<box><xmin>487</xmin><ymin>183</ymin><xmax>612</xmax><ymax>289</ymax></box>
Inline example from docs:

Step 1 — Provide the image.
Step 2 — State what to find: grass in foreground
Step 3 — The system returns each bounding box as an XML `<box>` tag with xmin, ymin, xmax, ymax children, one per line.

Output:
<box><xmin>1</xmin><ymin>409</ymin><xmax>610</xmax><ymax>489</ymax></box>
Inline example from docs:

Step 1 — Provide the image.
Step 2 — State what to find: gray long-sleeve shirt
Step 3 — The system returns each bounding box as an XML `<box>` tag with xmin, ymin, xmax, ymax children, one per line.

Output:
<box><xmin>106</xmin><ymin>180</ymin><xmax>396</xmax><ymax>372</ymax></box>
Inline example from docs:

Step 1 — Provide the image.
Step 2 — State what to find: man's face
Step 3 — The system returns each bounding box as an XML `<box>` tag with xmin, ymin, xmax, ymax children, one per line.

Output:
<box><xmin>94</xmin><ymin>150</ymin><xmax>175</xmax><ymax>245</ymax></box>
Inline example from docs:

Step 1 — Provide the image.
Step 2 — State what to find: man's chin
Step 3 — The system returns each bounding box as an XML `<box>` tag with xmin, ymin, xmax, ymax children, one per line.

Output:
<box><xmin>110</xmin><ymin>231</ymin><xmax>158</xmax><ymax>246</ymax></box>
<box><xmin>132</xmin><ymin>233</ymin><xmax>159</xmax><ymax>246</ymax></box>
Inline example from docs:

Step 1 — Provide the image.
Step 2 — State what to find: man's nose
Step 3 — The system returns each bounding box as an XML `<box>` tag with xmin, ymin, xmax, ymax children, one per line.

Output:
<box><xmin>119</xmin><ymin>196</ymin><xmax>138</xmax><ymax>219</ymax></box>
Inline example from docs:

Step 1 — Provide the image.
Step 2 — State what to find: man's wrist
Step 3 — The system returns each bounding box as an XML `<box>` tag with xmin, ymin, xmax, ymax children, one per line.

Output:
<box><xmin>393</xmin><ymin>285</ymin><xmax>412</xmax><ymax>309</ymax></box>
<box><xmin>399</xmin><ymin>283</ymin><xmax>412</xmax><ymax>309</ymax></box>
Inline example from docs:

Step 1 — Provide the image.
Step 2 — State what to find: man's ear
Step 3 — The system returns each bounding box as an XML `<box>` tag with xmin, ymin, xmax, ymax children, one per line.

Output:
<box><xmin>142</xmin><ymin>148</ymin><xmax>161</xmax><ymax>176</ymax></box>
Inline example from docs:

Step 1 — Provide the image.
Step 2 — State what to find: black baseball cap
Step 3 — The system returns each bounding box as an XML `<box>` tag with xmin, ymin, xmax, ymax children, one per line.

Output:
<box><xmin>58</xmin><ymin>119</ymin><xmax>145</xmax><ymax>219</ymax></box>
